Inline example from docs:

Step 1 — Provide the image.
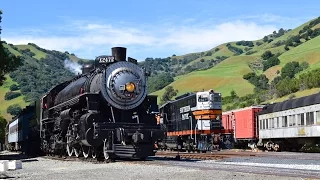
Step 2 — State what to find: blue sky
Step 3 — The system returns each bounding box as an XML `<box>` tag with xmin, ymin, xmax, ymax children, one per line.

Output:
<box><xmin>1</xmin><ymin>0</ymin><xmax>319</xmax><ymax>60</ymax></box>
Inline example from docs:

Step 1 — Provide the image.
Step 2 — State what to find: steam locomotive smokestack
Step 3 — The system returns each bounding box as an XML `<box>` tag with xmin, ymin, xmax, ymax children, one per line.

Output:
<box><xmin>112</xmin><ymin>47</ymin><xmax>127</xmax><ymax>61</ymax></box>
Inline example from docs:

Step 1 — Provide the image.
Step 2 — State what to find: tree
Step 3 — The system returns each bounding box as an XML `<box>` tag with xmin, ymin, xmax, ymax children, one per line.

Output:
<box><xmin>256</xmin><ymin>42</ymin><xmax>262</xmax><ymax>46</ymax></box>
<box><xmin>160</xmin><ymin>86</ymin><xmax>178</xmax><ymax>104</ymax></box>
<box><xmin>0</xmin><ymin>10</ymin><xmax>2</xmax><ymax>33</ymax></box>
<box><xmin>10</xmin><ymin>84</ymin><xmax>19</xmax><ymax>91</ymax></box>
<box><xmin>261</xmin><ymin>50</ymin><xmax>273</xmax><ymax>60</ymax></box>
<box><xmin>281</xmin><ymin>61</ymin><xmax>303</xmax><ymax>79</ymax></box>
<box><xmin>278</xmin><ymin>28</ymin><xmax>285</xmax><ymax>36</ymax></box>
<box><xmin>147</xmin><ymin>73</ymin><xmax>174</xmax><ymax>93</ymax></box>
<box><xmin>230</xmin><ymin>89</ymin><xmax>238</xmax><ymax>99</ymax></box>
<box><xmin>4</xmin><ymin>91</ymin><xmax>21</xmax><ymax>100</ymax></box>
<box><xmin>7</xmin><ymin>104</ymin><xmax>22</xmax><ymax>116</ymax></box>
<box><xmin>0</xmin><ymin>10</ymin><xmax>23</xmax><ymax>85</ymax></box>
<box><xmin>205</xmin><ymin>51</ymin><xmax>212</xmax><ymax>56</ymax></box>
<box><xmin>258</xmin><ymin>74</ymin><xmax>269</xmax><ymax>89</ymax></box>
<box><xmin>243</xmin><ymin>72</ymin><xmax>256</xmax><ymax>80</ymax></box>
<box><xmin>0</xmin><ymin>115</ymin><xmax>7</xmax><ymax>144</ymax></box>
<box><xmin>262</xmin><ymin>56</ymin><xmax>280</xmax><ymax>71</ymax></box>
<box><xmin>263</xmin><ymin>36</ymin><xmax>269</xmax><ymax>42</ymax></box>
<box><xmin>171</xmin><ymin>58</ymin><xmax>178</xmax><ymax>65</ymax></box>
<box><xmin>300</xmin><ymin>61</ymin><xmax>309</xmax><ymax>70</ymax></box>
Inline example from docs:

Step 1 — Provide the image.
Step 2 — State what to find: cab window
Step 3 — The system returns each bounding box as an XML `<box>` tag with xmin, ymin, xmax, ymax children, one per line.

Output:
<box><xmin>198</xmin><ymin>96</ymin><xmax>208</xmax><ymax>102</ymax></box>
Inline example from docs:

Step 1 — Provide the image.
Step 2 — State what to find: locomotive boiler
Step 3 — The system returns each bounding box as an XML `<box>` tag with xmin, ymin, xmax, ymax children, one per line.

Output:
<box><xmin>39</xmin><ymin>47</ymin><xmax>163</xmax><ymax>160</ymax></box>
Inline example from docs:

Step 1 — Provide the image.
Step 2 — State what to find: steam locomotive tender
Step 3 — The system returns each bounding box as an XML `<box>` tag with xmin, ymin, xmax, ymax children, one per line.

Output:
<box><xmin>40</xmin><ymin>47</ymin><xmax>163</xmax><ymax>160</ymax></box>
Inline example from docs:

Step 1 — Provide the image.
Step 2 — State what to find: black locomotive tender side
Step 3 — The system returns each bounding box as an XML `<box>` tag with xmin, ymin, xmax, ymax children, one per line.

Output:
<box><xmin>38</xmin><ymin>47</ymin><xmax>163</xmax><ymax>160</ymax></box>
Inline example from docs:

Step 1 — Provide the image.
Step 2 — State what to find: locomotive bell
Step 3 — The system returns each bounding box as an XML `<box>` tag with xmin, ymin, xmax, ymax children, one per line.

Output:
<box><xmin>112</xmin><ymin>47</ymin><xmax>126</xmax><ymax>61</ymax></box>
<box><xmin>81</xmin><ymin>63</ymin><xmax>94</xmax><ymax>74</ymax></box>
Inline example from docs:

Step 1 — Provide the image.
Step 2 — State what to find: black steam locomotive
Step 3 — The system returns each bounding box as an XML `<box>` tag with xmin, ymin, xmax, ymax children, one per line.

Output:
<box><xmin>37</xmin><ymin>47</ymin><xmax>164</xmax><ymax>160</ymax></box>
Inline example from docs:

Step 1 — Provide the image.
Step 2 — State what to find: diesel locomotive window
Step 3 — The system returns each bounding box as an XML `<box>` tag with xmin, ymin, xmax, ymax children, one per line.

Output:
<box><xmin>198</xmin><ymin>96</ymin><xmax>209</xmax><ymax>102</ymax></box>
<box><xmin>214</xmin><ymin>96</ymin><xmax>221</xmax><ymax>102</ymax></box>
<box><xmin>193</xmin><ymin>98</ymin><xmax>196</xmax><ymax>106</ymax></box>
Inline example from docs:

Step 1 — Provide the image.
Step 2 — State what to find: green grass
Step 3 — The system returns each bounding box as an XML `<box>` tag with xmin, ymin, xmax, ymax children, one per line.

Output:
<box><xmin>151</xmin><ymin>55</ymin><xmax>258</xmax><ymax>102</ymax></box>
<box><xmin>67</xmin><ymin>54</ymin><xmax>89</xmax><ymax>62</ymax></box>
<box><xmin>183</xmin><ymin>43</ymin><xmax>235</xmax><ymax>68</ymax></box>
<box><xmin>152</xmin><ymin>17</ymin><xmax>320</xmax><ymax>104</ymax></box>
<box><xmin>221</xmin><ymin>87</ymin><xmax>320</xmax><ymax>111</ymax></box>
<box><xmin>264</xmin><ymin>35</ymin><xmax>320</xmax><ymax>80</ymax></box>
<box><xmin>15</xmin><ymin>44</ymin><xmax>48</xmax><ymax>60</ymax></box>
<box><xmin>264</xmin><ymin>88</ymin><xmax>320</xmax><ymax>104</ymax></box>
<box><xmin>0</xmin><ymin>75</ymin><xmax>28</xmax><ymax>121</ymax></box>
<box><xmin>2</xmin><ymin>43</ymin><xmax>23</xmax><ymax>56</ymax></box>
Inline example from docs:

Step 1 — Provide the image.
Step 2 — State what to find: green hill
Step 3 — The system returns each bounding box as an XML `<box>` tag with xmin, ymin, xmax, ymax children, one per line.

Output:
<box><xmin>151</xmin><ymin>16</ymin><xmax>320</xmax><ymax>109</ymax></box>
<box><xmin>1</xmin><ymin>16</ymin><xmax>319</xmax><ymax>119</ymax></box>
<box><xmin>0</xmin><ymin>42</ymin><xmax>89</xmax><ymax>121</ymax></box>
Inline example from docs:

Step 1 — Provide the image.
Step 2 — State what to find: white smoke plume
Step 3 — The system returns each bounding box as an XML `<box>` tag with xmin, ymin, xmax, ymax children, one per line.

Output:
<box><xmin>64</xmin><ymin>58</ymin><xmax>82</xmax><ymax>75</ymax></box>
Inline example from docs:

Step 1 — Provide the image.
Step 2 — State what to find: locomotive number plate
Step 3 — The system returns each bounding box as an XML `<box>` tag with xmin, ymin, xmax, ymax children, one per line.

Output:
<box><xmin>98</xmin><ymin>56</ymin><xmax>115</xmax><ymax>63</ymax></box>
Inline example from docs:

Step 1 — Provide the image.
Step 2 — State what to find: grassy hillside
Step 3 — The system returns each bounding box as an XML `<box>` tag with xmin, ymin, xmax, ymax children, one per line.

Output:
<box><xmin>264</xmin><ymin>87</ymin><xmax>320</xmax><ymax>104</ymax></box>
<box><xmin>15</xmin><ymin>44</ymin><xmax>47</xmax><ymax>60</ymax></box>
<box><xmin>265</xmin><ymin>35</ymin><xmax>320</xmax><ymax>80</ymax></box>
<box><xmin>152</xmin><ymin>55</ymin><xmax>257</xmax><ymax>98</ymax></box>
<box><xmin>0</xmin><ymin>42</ymin><xmax>89</xmax><ymax>121</ymax></box>
<box><xmin>151</xmin><ymin>17</ymin><xmax>320</xmax><ymax>106</ymax></box>
<box><xmin>1</xmin><ymin>17</ymin><xmax>319</xmax><ymax>120</ymax></box>
<box><xmin>0</xmin><ymin>75</ymin><xmax>29</xmax><ymax>120</ymax></box>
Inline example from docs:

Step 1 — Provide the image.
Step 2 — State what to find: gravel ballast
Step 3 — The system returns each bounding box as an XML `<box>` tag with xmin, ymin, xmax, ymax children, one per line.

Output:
<box><xmin>2</xmin><ymin>156</ymin><xmax>309</xmax><ymax>180</ymax></box>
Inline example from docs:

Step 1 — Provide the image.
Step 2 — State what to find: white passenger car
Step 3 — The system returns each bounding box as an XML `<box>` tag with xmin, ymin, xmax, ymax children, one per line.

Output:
<box><xmin>257</xmin><ymin>93</ymin><xmax>320</xmax><ymax>151</ymax></box>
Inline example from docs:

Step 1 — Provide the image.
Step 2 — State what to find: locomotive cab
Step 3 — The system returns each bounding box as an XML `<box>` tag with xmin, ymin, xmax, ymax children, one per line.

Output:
<box><xmin>196</xmin><ymin>89</ymin><xmax>222</xmax><ymax>110</ymax></box>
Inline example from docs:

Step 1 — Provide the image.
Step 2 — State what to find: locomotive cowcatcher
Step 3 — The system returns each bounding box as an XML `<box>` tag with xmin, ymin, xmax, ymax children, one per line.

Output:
<box><xmin>39</xmin><ymin>47</ymin><xmax>164</xmax><ymax>160</ymax></box>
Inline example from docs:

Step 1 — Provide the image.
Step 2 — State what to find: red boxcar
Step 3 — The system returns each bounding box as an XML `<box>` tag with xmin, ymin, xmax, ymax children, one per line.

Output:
<box><xmin>222</xmin><ymin>106</ymin><xmax>265</xmax><ymax>144</ymax></box>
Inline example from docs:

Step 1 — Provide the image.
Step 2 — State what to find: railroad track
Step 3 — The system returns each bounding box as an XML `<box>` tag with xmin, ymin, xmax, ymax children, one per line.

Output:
<box><xmin>42</xmin><ymin>154</ymin><xmax>120</xmax><ymax>164</ymax></box>
<box><xmin>155</xmin><ymin>150</ymin><xmax>261</xmax><ymax>160</ymax></box>
<box><xmin>42</xmin><ymin>150</ymin><xmax>257</xmax><ymax>163</ymax></box>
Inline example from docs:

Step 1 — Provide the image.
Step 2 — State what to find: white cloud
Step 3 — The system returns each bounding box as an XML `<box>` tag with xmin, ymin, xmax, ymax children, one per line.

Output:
<box><xmin>2</xmin><ymin>18</ymin><xmax>278</xmax><ymax>60</ymax></box>
<box><xmin>159</xmin><ymin>20</ymin><xmax>276</xmax><ymax>52</ymax></box>
<box><xmin>241</xmin><ymin>14</ymin><xmax>296</xmax><ymax>23</ymax></box>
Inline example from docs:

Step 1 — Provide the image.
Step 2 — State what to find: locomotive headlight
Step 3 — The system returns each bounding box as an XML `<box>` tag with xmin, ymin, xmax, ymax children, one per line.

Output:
<box><xmin>125</xmin><ymin>82</ymin><xmax>136</xmax><ymax>92</ymax></box>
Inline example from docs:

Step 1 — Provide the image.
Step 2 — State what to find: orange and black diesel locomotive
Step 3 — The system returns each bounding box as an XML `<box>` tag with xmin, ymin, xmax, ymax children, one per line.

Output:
<box><xmin>157</xmin><ymin>90</ymin><xmax>234</xmax><ymax>152</ymax></box>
